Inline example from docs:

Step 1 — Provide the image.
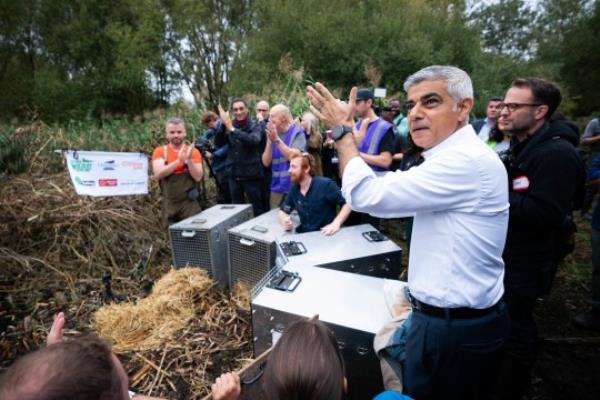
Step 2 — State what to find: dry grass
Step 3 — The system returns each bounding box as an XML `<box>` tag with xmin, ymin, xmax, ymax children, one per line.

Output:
<box><xmin>0</xmin><ymin>156</ymin><xmax>253</xmax><ymax>399</ymax></box>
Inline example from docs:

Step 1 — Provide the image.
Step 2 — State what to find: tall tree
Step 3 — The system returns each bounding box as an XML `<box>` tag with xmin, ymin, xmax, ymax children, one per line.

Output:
<box><xmin>467</xmin><ymin>0</ymin><xmax>538</xmax><ymax>60</ymax></box>
<box><xmin>161</xmin><ymin>0</ymin><xmax>255</xmax><ymax>109</ymax></box>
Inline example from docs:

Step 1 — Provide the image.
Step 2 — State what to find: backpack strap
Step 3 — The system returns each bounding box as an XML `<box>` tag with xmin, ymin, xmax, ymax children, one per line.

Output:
<box><xmin>163</xmin><ymin>145</ymin><xmax>168</xmax><ymax>165</ymax></box>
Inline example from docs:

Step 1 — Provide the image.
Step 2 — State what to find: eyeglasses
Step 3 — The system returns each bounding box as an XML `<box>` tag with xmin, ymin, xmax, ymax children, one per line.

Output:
<box><xmin>257</xmin><ymin>109</ymin><xmax>268</xmax><ymax>112</ymax></box>
<box><xmin>498</xmin><ymin>102</ymin><xmax>541</xmax><ymax>113</ymax></box>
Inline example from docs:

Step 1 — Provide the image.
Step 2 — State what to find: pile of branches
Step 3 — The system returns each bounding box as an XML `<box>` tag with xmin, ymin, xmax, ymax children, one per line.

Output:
<box><xmin>0</xmin><ymin>159</ymin><xmax>252</xmax><ymax>399</ymax></box>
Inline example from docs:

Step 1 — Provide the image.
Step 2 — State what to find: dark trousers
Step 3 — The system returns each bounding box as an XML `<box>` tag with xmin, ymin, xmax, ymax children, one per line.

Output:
<box><xmin>403</xmin><ymin>302</ymin><xmax>509</xmax><ymax>400</ymax></box>
<box><xmin>496</xmin><ymin>265</ymin><xmax>557</xmax><ymax>399</ymax></box>
<box><xmin>214</xmin><ymin>170</ymin><xmax>231</xmax><ymax>204</ymax></box>
<box><xmin>229</xmin><ymin>177</ymin><xmax>266</xmax><ymax>217</ymax></box>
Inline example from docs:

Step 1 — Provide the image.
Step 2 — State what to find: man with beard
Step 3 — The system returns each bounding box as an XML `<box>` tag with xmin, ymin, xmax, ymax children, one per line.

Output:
<box><xmin>262</xmin><ymin>104</ymin><xmax>306</xmax><ymax>208</ymax></box>
<box><xmin>152</xmin><ymin>117</ymin><xmax>204</xmax><ymax>227</ymax></box>
<box><xmin>278</xmin><ymin>153</ymin><xmax>351</xmax><ymax>235</ymax></box>
<box><xmin>308</xmin><ymin>65</ymin><xmax>510</xmax><ymax>399</ymax></box>
<box><xmin>215</xmin><ymin>99</ymin><xmax>266</xmax><ymax>216</ymax></box>
<box><xmin>496</xmin><ymin>78</ymin><xmax>584</xmax><ymax>399</ymax></box>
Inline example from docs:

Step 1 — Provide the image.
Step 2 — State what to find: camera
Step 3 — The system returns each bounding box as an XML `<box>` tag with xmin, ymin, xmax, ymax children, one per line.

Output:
<box><xmin>195</xmin><ymin>137</ymin><xmax>215</xmax><ymax>153</ymax></box>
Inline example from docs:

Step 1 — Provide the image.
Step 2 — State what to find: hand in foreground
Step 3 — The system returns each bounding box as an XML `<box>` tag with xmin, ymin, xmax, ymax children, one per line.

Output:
<box><xmin>307</xmin><ymin>83</ymin><xmax>356</xmax><ymax>129</ymax></box>
<box><xmin>47</xmin><ymin>312</ymin><xmax>65</xmax><ymax>345</ymax></box>
<box><xmin>321</xmin><ymin>221</ymin><xmax>341</xmax><ymax>236</ymax></box>
<box><xmin>218</xmin><ymin>105</ymin><xmax>233</xmax><ymax>131</ymax></box>
<box><xmin>211</xmin><ymin>372</ymin><xmax>241</xmax><ymax>400</ymax></box>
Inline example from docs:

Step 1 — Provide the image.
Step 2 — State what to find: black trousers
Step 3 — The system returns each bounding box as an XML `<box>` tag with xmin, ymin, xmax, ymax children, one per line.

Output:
<box><xmin>229</xmin><ymin>177</ymin><xmax>266</xmax><ymax>217</ymax></box>
<box><xmin>496</xmin><ymin>265</ymin><xmax>557</xmax><ymax>399</ymax></box>
<box><xmin>403</xmin><ymin>301</ymin><xmax>509</xmax><ymax>400</ymax></box>
<box><xmin>214</xmin><ymin>169</ymin><xmax>231</xmax><ymax>204</ymax></box>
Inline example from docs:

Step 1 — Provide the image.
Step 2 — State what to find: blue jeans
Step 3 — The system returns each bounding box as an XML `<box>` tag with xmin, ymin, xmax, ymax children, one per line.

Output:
<box><xmin>403</xmin><ymin>302</ymin><xmax>509</xmax><ymax>400</ymax></box>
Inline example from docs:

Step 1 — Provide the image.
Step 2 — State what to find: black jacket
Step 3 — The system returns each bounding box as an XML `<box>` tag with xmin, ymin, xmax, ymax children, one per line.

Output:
<box><xmin>215</xmin><ymin>119</ymin><xmax>264</xmax><ymax>180</ymax></box>
<box><xmin>503</xmin><ymin>120</ymin><xmax>584</xmax><ymax>269</ymax></box>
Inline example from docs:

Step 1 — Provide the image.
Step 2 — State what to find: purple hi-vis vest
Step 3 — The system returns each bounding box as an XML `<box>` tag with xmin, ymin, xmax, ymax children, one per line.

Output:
<box><xmin>271</xmin><ymin>124</ymin><xmax>305</xmax><ymax>193</ymax></box>
<box><xmin>356</xmin><ymin>118</ymin><xmax>393</xmax><ymax>172</ymax></box>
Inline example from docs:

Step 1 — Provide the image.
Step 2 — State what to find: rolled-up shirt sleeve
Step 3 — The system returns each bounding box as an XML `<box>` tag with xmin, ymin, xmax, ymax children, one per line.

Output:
<box><xmin>342</xmin><ymin>151</ymin><xmax>486</xmax><ymax>218</ymax></box>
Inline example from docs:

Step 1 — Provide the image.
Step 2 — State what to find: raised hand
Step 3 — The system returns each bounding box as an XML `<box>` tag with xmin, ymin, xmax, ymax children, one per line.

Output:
<box><xmin>218</xmin><ymin>104</ymin><xmax>233</xmax><ymax>131</ymax></box>
<box><xmin>47</xmin><ymin>312</ymin><xmax>66</xmax><ymax>345</ymax></box>
<box><xmin>307</xmin><ymin>83</ymin><xmax>356</xmax><ymax>128</ymax></box>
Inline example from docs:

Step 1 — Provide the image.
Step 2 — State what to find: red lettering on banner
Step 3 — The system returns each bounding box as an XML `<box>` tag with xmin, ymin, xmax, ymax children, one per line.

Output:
<box><xmin>99</xmin><ymin>179</ymin><xmax>118</xmax><ymax>187</ymax></box>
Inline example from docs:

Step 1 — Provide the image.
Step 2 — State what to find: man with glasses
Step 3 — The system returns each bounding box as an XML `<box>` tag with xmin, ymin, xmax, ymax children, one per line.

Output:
<box><xmin>472</xmin><ymin>96</ymin><xmax>503</xmax><ymax>143</ymax></box>
<box><xmin>496</xmin><ymin>78</ymin><xmax>584</xmax><ymax>399</ymax></box>
<box><xmin>215</xmin><ymin>98</ymin><xmax>267</xmax><ymax>216</ymax></box>
<box><xmin>308</xmin><ymin>66</ymin><xmax>509</xmax><ymax>399</ymax></box>
<box><xmin>278</xmin><ymin>153</ymin><xmax>351</xmax><ymax>235</ymax></box>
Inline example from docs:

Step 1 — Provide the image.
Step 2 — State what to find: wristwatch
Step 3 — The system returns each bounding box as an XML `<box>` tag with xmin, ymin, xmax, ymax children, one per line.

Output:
<box><xmin>332</xmin><ymin>124</ymin><xmax>353</xmax><ymax>141</ymax></box>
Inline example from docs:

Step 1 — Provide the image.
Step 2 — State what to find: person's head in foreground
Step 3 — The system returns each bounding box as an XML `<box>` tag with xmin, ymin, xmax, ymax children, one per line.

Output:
<box><xmin>262</xmin><ymin>319</ymin><xmax>346</xmax><ymax>400</ymax></box>
<box><xmin>0</xmin><ymin>334</ymin><xmax>129</xmax><ymax>400</ymax></box>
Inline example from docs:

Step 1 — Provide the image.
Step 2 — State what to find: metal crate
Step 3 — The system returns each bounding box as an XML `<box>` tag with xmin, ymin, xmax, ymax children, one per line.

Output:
<box><xmin>169</xmin><ymin>204</ymin><xmax>253</xmax><ymax>287</ymax></box>
<box><xmin>251</xmin><ymin>265</ymin><xmax>393</xmax><ymax>400</ymax></box>
<box><xmin>278</xmin><ymin>224</ymin><xmax>402</xmax><ymax>279</ymax></box>
<box><xmin>228</xmin><ymin>209</ymin><xmax>292</xmax><ymax>289</ymax></box>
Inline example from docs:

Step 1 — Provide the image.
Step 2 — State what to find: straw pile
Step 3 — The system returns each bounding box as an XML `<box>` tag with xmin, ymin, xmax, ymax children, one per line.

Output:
<box><xmin>0</xmin><ymin>151</ymin><xmax>253</xmax><ymax>399</ymax></box>
<box><xmin>94</xmin><ymin>268</ymin><xmax>216</xmax><ymax>352</ymax></box>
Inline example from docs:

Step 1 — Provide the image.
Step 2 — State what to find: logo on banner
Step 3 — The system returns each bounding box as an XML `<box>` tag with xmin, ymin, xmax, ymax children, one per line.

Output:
<box><xmin>70</xmin><ymin>158</ymin><xmax>93</xmax><ymax>172</ymax></box>
<box><xmin>101</xmin><ymin>160</ymin><xmax>117</xmax><ymax>171</ymax></box>
<box><xmin>122</xmin><ymin>161</ymin><xmax>144</xmax><ymax>170</ymax></box>
<box><xmin>99</xmin><ymin>179</ymin><xmax>118</xmax><ymax>187</ymax></box>
<box><xmin>75</xmin><ymin>176</ymin><xmax>95</xmax><ymax>186</ymax></box>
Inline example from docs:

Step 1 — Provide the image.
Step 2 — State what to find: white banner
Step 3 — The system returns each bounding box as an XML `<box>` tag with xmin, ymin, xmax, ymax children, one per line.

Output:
<box><xmin>64</xmin><ymin>150</ymin><xmax>148</xmax><ymax>196</ymax></box>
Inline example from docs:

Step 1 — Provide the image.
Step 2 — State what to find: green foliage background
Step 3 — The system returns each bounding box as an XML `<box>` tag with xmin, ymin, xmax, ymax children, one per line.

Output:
<box><xmin>0</xmin><ymin>0</ymin><xmax>598</xmax><ymax>122</ymax></box>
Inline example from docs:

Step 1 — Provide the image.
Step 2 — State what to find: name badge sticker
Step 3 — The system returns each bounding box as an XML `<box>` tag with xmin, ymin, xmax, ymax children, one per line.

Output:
<box><xmin>512</xmin><ymin>175</ymin><xmax>530</xmax><ymax>191</ymax></box>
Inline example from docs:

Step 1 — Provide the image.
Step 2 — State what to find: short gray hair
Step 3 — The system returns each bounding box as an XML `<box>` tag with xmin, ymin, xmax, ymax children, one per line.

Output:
<box><xmin>403</xmin><ymin>65</ymin><xmax>473</xmax><ymax>104</ymax></box>
<box><xmin>165</xmin><ymin>117</ymin><xmax>185</xmax><ymax>129</ymax></box>
<box><xmin>271</xmin><ymin>104</ymin><xmax>292</xmax><ymax>122</ymax></box>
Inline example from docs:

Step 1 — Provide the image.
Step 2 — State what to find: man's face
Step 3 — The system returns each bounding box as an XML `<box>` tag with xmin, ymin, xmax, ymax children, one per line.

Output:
<box><xmin>389</xmin><ymin>100</ymin><xmax>401</xmax><ymax>117</ymax></box>
<box><xmin>166</xmin><ymin>123</ymin><xmax>186</xmax><ymax>146</ymax></box>
<box><xmin>289</xmin><ymin>157</ymin><xmax>307</xmax><ymax>184</ymax></box>
<box><xmin>353</xmin><ymin>99</ymin><xmax>371</xmax><ymax>118</ymax></box>
<box><xmin>486</xmin><ymin>100</ymin><xmax>502</xmax><ymax>121</ymax></box>
<box><xmin>232</xmin><ymin>101</ymin><xmax>249</xmax><ymax>121</ymax></box>
<box><xmin>405</xmin><ymin>80</ymin><xmax>469</xmax><ymax>150</ymax></box>
<box><xmin>497</xmin><ymin>86</ymin><xmax>539</xmax><ymax>136</ymax></box>
<box><xmin>381</xmin><ymin>110</ymin><xmax>394</xmax><ymax>123</ymax></box>
<box><xmin>269</xmin><ymin>109</ymin><xmax>288</xmax><ymax>133</ymax></box>
<box><xmin>256</xmin><ymin>101</ymin><xmax>270</xmax><ymax>121</ymax></box>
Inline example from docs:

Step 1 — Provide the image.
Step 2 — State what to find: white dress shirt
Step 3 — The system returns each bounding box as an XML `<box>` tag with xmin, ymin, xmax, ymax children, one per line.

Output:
<box><xmin>342</xmin><ymin>124</ymin><xmax>509</xmax><ymax>308</ymax></box>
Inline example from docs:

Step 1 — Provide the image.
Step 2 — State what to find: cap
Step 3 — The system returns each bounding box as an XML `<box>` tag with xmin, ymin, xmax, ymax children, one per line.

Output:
<box><xmin>356</xmin><ymin>88</ymin><xmax>374</xmax><ymax>101</ymax></box>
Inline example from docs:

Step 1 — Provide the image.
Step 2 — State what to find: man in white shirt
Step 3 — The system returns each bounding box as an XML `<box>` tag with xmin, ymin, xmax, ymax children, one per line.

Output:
<box><xmin>307</xmin><ymin>65</ymin><xmax>509</xmax><ymax>400</ymax></box>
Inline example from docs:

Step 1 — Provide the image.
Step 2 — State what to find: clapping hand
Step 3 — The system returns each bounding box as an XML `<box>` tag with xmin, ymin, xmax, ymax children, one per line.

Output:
<box><xmin>307</xmin><ymin>83</ymin><xmax>356</xmax><ymax>128</ymax></box>
<box><xmin>218</xmin><ymin>104</ymin><xmax>234</xmax><ymax>131</ymax></box>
